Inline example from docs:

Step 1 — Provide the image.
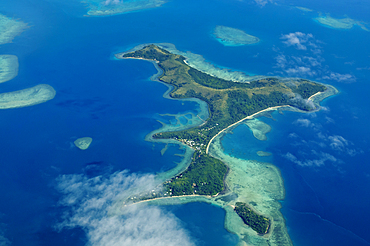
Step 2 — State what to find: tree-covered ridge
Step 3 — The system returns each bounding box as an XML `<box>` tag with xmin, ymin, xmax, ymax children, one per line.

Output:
<box><xmin>122</xmin><ymin>44</ymin><xmax>326</xmax><ymax>153</ymax></box>
<box><xmin>234</xmin><ymin>202</ymin><xmax>270</xmax><ymax>234</ymax></box>
<box><xmin>165</xmin><ymin>154</ymin><xmax>228</xmax><ymax>196</ymax></box>
<box><xmin>126</xmin><ymin>153</ymin><xmax>228</xmax><ymax>200</ymax></box>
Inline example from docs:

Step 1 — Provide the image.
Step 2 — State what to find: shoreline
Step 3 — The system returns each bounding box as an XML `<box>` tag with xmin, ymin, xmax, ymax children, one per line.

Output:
<box><xmin>206</xmin><ymin>105</ymin><xmax>291</xmax><ymax>154</ymax></box>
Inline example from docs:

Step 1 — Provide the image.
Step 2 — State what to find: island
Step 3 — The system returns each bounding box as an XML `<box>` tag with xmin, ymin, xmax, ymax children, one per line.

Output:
<box><xmin>116</xmin><ymin>44</ymin><xmax>338</xmax><ymax>245</ymax></box>
<box><xmin>0</xmin><ymin>84</ymin><xmax>56</xmax><ymax>109</ymax></box>
<box><xmin>234</xmin><ymin>202</ymin><xmax>270</xmax><ymax>234</ymax></box>
<box><xmin>213</xmin><ymin>26</ymin><xmax>260</xmax><ymax>46</ymax></box>
<box><xmin>74</xmin><ymin>137</ymin><xmax>93</xmax><ymax>150</ymax></box>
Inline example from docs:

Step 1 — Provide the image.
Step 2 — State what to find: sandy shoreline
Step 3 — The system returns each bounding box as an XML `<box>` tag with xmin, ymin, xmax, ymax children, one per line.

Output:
<box><xmin>308</xmin><ymin>91</ymin><xmax>322</xmax><ymax>101</ymax></box>
<box><xmin>124</xmin><ymin>194</ymin><xmax>214</xmax><ymax>207</ymax></box>
<box><xmin>206</xmin><ymin>105</ymin><xmax>291</xmax><ymax>154</ymax></box>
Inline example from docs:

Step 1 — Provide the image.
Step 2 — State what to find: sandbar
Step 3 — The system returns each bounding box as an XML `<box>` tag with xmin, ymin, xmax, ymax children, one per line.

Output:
<box><xmin>0</xmin><ymin>84</ymin><xmax>56</xmax><ymax>109</ymax></box>
<box><xmin>0</xmin><ymin>14</ymin><xmax>28</xmax><ymax>45</ymax></box>
<box><xmin>82</xmin><ymin>0</ymin><xmax>167</xmax><ymax>16</ymax></box>
<box><xmin>295</xmin><ymin>6</ymin><xmax>313</xmax><ymax>12</ymax></box>
<box><xmin>213</xmin><ymin>25</ymin><xmax>260</xmax><ymax>46</ymax></box>
<box><xmin>74</xmin><ymin>137</ymin><xmax>93</xmax><ymax>150</ymax></box>
<box><xmin>0</xmin><ymin>55</ymin><xmax>18</xmax><ymax>83</ymax></box>
<box><xmin>314</xmin><ymin>14</ymin><xmax>369</xmax><ymax>31</ymax></box>
<box><xmin>245</xmin><ymin>118</ymin><xmax>271</xmax><ymax>141</ymax></box>
<box><xmin>257</xmin><ymin>151</ymin><xmax>272</xmax><ymax>157</ymax></box>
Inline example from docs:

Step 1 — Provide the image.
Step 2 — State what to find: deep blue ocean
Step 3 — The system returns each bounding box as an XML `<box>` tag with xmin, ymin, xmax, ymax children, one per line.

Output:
<box><xmin>0</xmin><ymin>0</ymin><xmax>369</xmax><ymax>245</ymax></box>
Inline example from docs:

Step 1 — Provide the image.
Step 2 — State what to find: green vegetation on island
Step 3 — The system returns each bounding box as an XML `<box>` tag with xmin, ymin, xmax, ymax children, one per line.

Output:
<box><xmin>127</xmin><ymin>153</ymin><xmax>227</xmax><ymax>202</ymax></box>
<box><xmin>234</xmin><ymin>202</ymin><xmax>270</xmax><ymax>234</ymax></box>
<box><xmin>119</xmin><ymin>44</ymin><xmax>326</xmax><ymax>201</ymax></box>
<box><xmin>122</xmin><ymin>44</ymin><xmax>325</xmax><ymax>152</ymax></box>
<box><xmin>164</xmin><ymin>154</ymin><xmax>228</xmax><ymax>196</ymax></box>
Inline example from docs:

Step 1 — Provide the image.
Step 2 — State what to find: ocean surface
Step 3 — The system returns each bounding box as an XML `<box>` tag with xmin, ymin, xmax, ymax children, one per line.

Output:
<box><xmin>0</xmin><ymin>0</ymin><xmax>369</xmax><ymax>245</ymax></box>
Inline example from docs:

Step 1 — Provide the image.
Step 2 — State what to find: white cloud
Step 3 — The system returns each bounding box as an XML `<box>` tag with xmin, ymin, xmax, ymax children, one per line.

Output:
<box><xmin>285</xmin><ymin>66</ymin><xmax>316</xmax><ymax>76</ymax></box>
<box><xmin>356</xmin><ymin>66</ymin><xmax>370</xmax><ymax>70</ymax></box>
<box><xmin>273</xmin><ymin>33</ymin><xmax>344</xmax><ymax>80</ymax></box>
<box><xmin>322</xmin><ymin>72</ymin><xmax>356</xmax><ymax>83</ymax></box>
<box><xmin>294</xmin><ymin>118</ymin><xmax>312</xmax><ymax>127</ymax></box>
<box><xmin>56</xmin><ymin>171</ymin><xmax>195</xmax><ymax>246</ymax></box>
<box><xmin>254</xmin><ymin>0</ymin><xmax>273</xmax><ymax>7</ymax></box>
<box><xmin>328</xmin><ymin>135</ymin><xmax>348</xmax><ymax>151</ymax></box>
<box><xmin>288</xmin><ymin>132</ymin><xmax>299</xmax><ymax>138</ymax></box>
<box><xmin>290</xmin><ymin>95</ymin><xmax>316</xmax><ymax>111</ymax></box>
<box><xmin>103</xmin><ymin>0</ymin><xmax>120</xmax><ymax>5</ymax></box>
<box><xmin>0</xmin><ymin>223</ymin><xmax>10</xmax><ymax>246</ymax></box>
<box><xmin>284</xmin><ymin>151</ymin><xmax>337</xmax><ymax>167</ymax></box>
<box><xmin>325</xmin><ymin>116</ymin><xmax>335</xmax><ymax>124</ymax></box>
<box><xmin>0</xmin><ymin>234</ymin><xmax>10</xmax><ymax>246</ymax></box>
<box><xmin>281</xmin><ymin>32</ymin><xmax>314</xmax><ymax>50</ymax></box>
<box><xmin>274</xmin><ymin>53</ymin><xmax>324</xmax><ymax>78</ymax></box>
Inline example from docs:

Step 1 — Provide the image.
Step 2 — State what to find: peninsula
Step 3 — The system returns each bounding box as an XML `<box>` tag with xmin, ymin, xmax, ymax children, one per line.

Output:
<box><xmin>116</xmin><ymin>44</ymin><xmax>336</xmax><ymax>243</ymax></box>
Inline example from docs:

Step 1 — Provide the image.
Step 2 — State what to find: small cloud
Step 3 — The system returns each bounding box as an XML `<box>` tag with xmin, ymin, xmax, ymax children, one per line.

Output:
<box><xmin>0</xmin><ymin>235</ymin><xmax>11</xmax><ymax>246</ymax></box>
<box><xmin>284</xmin><ymin>151</ymin><xmax>337</xmax><ymax>167</ymax></box>
<box><xmin>344</xmin><ymin>61</ymin><xmax>355</xmax><ymax>65</ymax></box>
<box><xmin>281</xmin><ymin>32</ymin><xmax>314</xmax><ymax>50</ymax></box>
<box><xmin>285</xmin><ymin>66</ymin><xmax>316</xmax><ymax>76</ymax></box>
<box><xmin>0</xmin><ymin>224</ymin><xmax>10</xmax><ymax>246</ymax></box>
<box><xmin>284</xmin><ymin>152</ymin><xmax>298</xmax><ymax>162</ymax></box>
<box><xmin>254</xmin><ymin>0</ymin><xmax>273</xmax><ymax>7</ymax></box>
<box><xmin>328</xmin><ymin>135</ymin><xmax>348</xmax><ymax>151</ymax></box>
<box><xmin>294</xmin><ymin>118</ymin><xmax>312</xmax><ymax>127</ymax></box>
<box><xmin>288</xmin><ymin>132</ymin><xmax>299</xmax><ymax>138</ymax></box>
<box><xmin>273</xmin><ymin>53</ymin><xmax>324</xmax><ymax>78</ymax></box>
<box><xmin>325</xmin><ymin>116</ymin><xmax>335</xmax><ymax>124</ymax></box>
<box><xmin>103</xmin><ymin>0</ymin><xmax>120</xmax><ymax>5</ymax></box>
<box><xmin>320</xmin><ymin>106</ymin><xmax>330</xmax><ymax>112</ymax></box>
<box><xmin>290</xmin><ymin>95</ymin><xmax>316</xmax><ymax>111</ymax></box>
<box><xmin>356</xmin><ymin>66</ymin><xmax>370</xmax><ymax>71</ymax></box>
<box><xmin>322</xmin><ymin>72</ymin><xmax>356</xmax><ymax>83</ymax></box>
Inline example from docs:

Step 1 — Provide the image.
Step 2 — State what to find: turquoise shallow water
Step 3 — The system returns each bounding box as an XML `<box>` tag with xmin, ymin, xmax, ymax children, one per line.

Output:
<box><xmin>0</xmin><ymin>0</ymin><xmax>370</xmax><ymax>245</ymax></box>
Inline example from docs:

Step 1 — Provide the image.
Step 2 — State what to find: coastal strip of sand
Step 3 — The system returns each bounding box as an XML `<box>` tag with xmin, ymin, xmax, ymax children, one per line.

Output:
<box><xmin>206</xmin><ymin>105</ymin><xmax>291</xmax><ymax>154</ymax></box>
